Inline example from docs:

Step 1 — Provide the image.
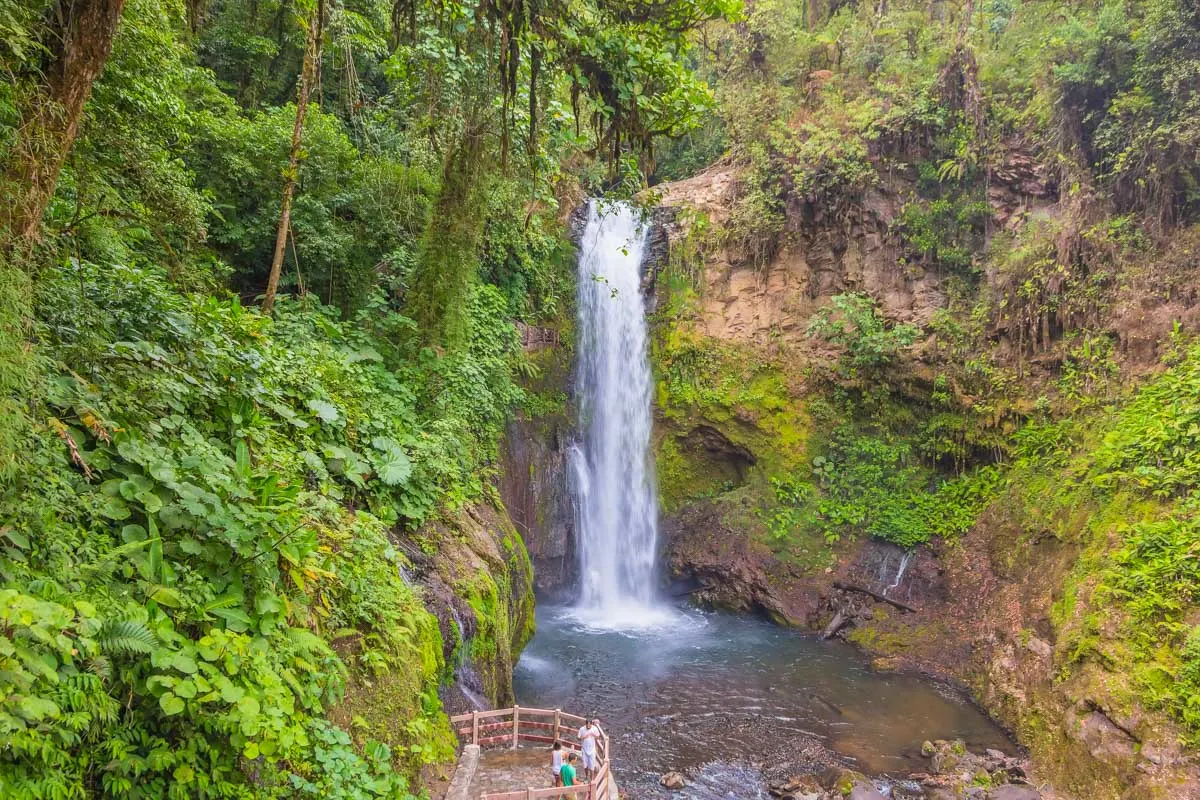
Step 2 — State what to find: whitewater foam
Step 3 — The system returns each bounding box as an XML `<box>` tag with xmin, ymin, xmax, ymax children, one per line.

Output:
<box><xmin>571</xmin><ymin>199</ymin><xmax>663</xmax><ymax>621</ymax></box>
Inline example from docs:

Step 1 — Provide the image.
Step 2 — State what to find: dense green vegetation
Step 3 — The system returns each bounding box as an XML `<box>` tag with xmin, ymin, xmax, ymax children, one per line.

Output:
<box><xmin>1</xmin><ymin>0</ymin><xmax>1198</xmax><ymax>791</ymax></box>
<box><xmin>1030</xmin><ymin>345</ymin><xmax>1200</xmax><ymax>741</ymax></box>
<box><xmin>0</xmin><ymin>0</ymin><xmax>735</xmax><ymax>795</ymax></box>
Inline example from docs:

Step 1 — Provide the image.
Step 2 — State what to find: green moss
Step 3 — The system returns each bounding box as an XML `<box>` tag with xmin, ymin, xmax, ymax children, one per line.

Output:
<box><xmin>655</xmin><ymin>431</ymin><xmax>740</xmax><ymax>512</ymax></box>
<box><xmin>437</xmin><ymin>505</ymin><xmax>535</xmax><ymax>707</ymax></box>
<box><xmin>847</xmin><ymin>624</ymin><xmax>913</xmax><ymax>655</ymax></box>
<box><xmin>650</xmin><ymin>317</ymin><xmax>820</xmax><ymax>561</ymax></box>
<box><xmin>846</xmin><ymin>618</ymin><xmax>950</xmax><ymax>659</ymax></box>
<box><xmin>328</xmin><ymin>605</ymin><xmax>457</xmax><ymax>779</ymax></box>
<box><xmin>503</xmin><ymin>524</ymin><xmax>537</xmax><ymax>654</ymax></box>
<box><xmin>652</xmin><ymin>325</ymin><xmax>810</xmax><ymax>475</ymax></box>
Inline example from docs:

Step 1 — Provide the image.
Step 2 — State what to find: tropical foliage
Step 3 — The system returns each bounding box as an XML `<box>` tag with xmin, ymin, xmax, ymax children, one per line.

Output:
<box><xmin>0</xmin><ymin>0</ymin><xmax>735</xmax><ymax>794</ymax></box>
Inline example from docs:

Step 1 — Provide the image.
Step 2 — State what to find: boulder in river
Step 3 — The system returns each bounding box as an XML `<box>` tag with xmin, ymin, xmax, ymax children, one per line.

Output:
<box><xmin>768</xmin><ymin>774</ymin><xmax>823</xmax><ymax>798</ymax></box>
<box><xmin>660</xmin><ymin>771</ymin><xmax>687</xmax><ymax>790</ymax></box>
<box><xmin>847</xmin><ymin>780</ymin><xmax>887</xmax><ymax>800</ymax></box>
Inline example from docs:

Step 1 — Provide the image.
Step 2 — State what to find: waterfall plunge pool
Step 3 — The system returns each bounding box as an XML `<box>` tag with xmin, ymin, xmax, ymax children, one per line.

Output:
<box><xmin>514</xmin><ymin>605</ymin><xmax>1014</xmax><ymax>798</ymax></box>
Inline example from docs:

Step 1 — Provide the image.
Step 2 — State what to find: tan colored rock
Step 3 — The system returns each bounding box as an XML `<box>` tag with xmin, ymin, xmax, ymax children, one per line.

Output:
<box><xmin>660</xmin><ymin>771</ymin><xmax>687</xmax><ymax>790</ymax></box>
<box><xmin>1022</xmin><ymin>635</ymin><xmax>1052</xmax><ymax>660</ymax></box>
<box><xmin>847</xmin><ymin>781</ymin><xmax>886</xmax><ymax>800</ymax></box>
<box><xmin>1068</xmin><ymin>708</ymin><xmax>1138</xmax><ymax>762</ymax></box>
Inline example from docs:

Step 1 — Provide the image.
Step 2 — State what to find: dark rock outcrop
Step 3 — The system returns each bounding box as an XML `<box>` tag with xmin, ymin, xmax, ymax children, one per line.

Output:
<box><xmin>662</xmin><ymin>497</ymin><xmax>825</xmax><ymax>626</ymax></box>
<box><xmin>499</xmin><ymin>413</ymin><xmax>576</xmax><ymax>599</ymax></box>
<box><xmin>640</xmin><ymin>206</ymin><xmax>674</xmax><ymax>310</ymax></box>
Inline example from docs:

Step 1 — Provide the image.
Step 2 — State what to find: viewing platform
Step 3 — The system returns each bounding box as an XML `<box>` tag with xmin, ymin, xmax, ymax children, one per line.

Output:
<box><xmin>444</xmin><ymin>706</ymin><xmax>617</xmax><ymax>800</ymax></box>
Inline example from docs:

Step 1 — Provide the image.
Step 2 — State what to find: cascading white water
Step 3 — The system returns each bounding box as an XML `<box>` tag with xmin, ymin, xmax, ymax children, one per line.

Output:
<box><xmin>570</xmin><ymin>199</ymin><xmax>662</xmax><ymax>623</ymax></box>
<box><xmin>884</xmin><ymin>550</ymin><xmax>914</xmax><ymax>597</ymax></box>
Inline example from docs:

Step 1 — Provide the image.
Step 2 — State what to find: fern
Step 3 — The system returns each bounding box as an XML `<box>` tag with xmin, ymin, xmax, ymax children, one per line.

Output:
<box><xmin>78</xmin><ymin>540</ymin><xmax>151</xmax><ymax>582</ymax></box>
<box><xmin>286</xmin><ymin>626</ymin><xmax>326</xmax><ymax>652</ymax></box>
<box><xmin>87</xmin><ymin>655</ymin><xmax>113</xmax><ymax>682</ymax></box>
<box><xmin>98</xmin><ymin>619</ymin><xmax>157</xmax><ymax>655</ymax></box>
<box><xmin>201</xmin><ymin>594</ymin><xmax>241</xmax><ymax>614</ymax></box>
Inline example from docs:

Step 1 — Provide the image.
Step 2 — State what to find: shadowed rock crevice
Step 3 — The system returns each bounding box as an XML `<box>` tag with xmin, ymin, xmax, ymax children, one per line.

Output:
<box><xmin>676</xmin><ymin>424</ymin><xmax>757</xmax><ymax>486</ymax></box>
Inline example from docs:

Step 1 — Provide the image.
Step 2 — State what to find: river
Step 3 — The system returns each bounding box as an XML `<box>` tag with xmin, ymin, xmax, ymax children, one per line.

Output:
<box><xmin>514</xmin><ymin>605</ymin><xmax>1014</xmax><ymax>798</ymax></box>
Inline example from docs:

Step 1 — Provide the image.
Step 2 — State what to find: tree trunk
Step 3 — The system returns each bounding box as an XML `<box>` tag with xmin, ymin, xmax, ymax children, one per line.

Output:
<box><xmin>262</xmin><ymin>0</ymin><xmax>324</xmax><ymax>315</ymax></box>
<box><xmin>405</xmin><ymin>116</ymin><xmax>489</xmax><ymax>346</ymax></box>
<box><xmin>832</xmin><ymin>581</ymin><xmax>918</xmax><ymax>613</ymax></box>
<box><xmin>1</xmin><ymin>0</ymin><xmax>127</xmax><ymax>251</ymax></box>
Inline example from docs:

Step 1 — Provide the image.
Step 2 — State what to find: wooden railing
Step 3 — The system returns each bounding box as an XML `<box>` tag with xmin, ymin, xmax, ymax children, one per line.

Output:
<box><xmin>450</xmin><ymin>706</ymin><xmax>613</xmax><ymax>800</ymax></box>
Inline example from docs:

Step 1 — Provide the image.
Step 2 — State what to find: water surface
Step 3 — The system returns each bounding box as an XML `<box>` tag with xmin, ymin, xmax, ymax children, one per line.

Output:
<box><xmin>514</xmin><ymin>606</ymin><xmax>1013</xmax><ymax>798</ymax></box>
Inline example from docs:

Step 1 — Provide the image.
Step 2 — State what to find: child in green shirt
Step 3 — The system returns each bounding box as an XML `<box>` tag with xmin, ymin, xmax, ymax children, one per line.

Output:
<box><xmin>560</xmin><ymin>752</ymin><xmax>578</xmax><ymax>787</ymax></box>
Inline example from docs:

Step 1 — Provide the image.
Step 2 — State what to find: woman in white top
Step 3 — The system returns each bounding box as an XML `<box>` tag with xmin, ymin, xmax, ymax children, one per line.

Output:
<box><xmin>551</xmin><ymin>740</ymin><xmax>564</xmax><ymax>786</ymax></box>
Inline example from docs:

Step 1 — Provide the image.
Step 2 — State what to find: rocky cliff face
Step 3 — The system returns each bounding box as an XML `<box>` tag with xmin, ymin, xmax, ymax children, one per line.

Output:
<box><xmin>653</xmin><ymin>162</ymin><xmax>947</xmax><ymax>345</ymax></box>
<box><xmin>496</xmin><ymin>303</ymin><xmax>579</xmax><ymax>598</ymax></box>
<box><xmin>499</xmin><ymin>411</ymin><xmax>576</xmax><ymax>598</ymax></box>
<box><xmin>413</xmin><ymin>502</ymin><xmax>536</xmax><ymax>712</ymax></box>
<box><xmin>652</xmin><ymin>158</ymin><xmax>1197</xmax><ymax>369</ymax></box>
<box><xmin>647</xmin><ymin>156</ymin><xmax>1200</xmax><ymax>799</ymax></box>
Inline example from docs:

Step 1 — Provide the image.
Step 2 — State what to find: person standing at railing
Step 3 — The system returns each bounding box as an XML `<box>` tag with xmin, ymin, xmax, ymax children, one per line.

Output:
<box><xmin>577</xmin><ymin>717</ymin><xmax>601</xmax><ymax>781</ymax></box>
<box><xmin>551</xmin><ymin>740</ymin><xmax>564</xmax><ymax>787</ymax></box>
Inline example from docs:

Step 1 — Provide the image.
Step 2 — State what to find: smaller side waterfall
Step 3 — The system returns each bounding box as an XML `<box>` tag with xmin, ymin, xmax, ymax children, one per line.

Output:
<box><xmin>883</xmin><ymin>550</ymin><xmax>914</xmax><ymax>598</ymax></box>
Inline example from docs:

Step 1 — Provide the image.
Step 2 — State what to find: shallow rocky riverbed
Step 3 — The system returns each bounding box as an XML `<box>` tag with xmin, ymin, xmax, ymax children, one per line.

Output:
<box><xmin>513</xmin><ymin>606</ymin><xmax>1026</xmax><ymax>799</ymax></box>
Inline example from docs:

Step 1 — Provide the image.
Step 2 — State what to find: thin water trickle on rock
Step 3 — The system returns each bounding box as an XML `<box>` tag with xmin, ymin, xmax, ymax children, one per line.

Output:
<box><xmin>515</xmin><ymin>606</ymin><xmax>1014</xmax><ymax>798</ymax></box>
<box><xmin>884</xmin><ymin>550</ymin><xmax>914</xmax><ymax>598</ymax></box>
<box><xmin>570</xmin><ymin>199</ymin><xmax>662</xmax><ymax>623</ymax></box>
<box><xmin>450</xmin><ymin>607</ymin><xmax>488</xmax><ymax>711</ymax></box>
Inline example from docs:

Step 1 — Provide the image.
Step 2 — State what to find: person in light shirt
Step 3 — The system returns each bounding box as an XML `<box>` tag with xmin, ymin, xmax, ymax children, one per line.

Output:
<box><xmin>576</xmin><ymin>717</ymin><xmax>601</xmax><ymax>781</ymax></box>
<box><xmin>551</xmin><ymin>740</ymin><xmax>564</xmax><ymax>787</ymax></box>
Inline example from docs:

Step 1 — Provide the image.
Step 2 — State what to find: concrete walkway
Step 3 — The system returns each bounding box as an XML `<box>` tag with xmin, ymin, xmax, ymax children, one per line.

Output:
<box><xmin>467</xmin><ymin>747</ymin><xmax>555</xmax><ymax>798</ymax></box>
<box><xmin>446</xmin><ymin>744</ymin><xmax>481</xmax><ymax>800</ymax></box>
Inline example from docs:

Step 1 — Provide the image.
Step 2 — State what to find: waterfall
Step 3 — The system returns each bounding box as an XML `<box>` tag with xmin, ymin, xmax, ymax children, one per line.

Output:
<box><xmin>569</xmin><ymin>199</ymin><xmax>662</xmax><ymax>623</ymax></box>
<box><xmin>883</xmin><ymin>550</ymin><xmax>914</xmax><ymax>598</ymax></box>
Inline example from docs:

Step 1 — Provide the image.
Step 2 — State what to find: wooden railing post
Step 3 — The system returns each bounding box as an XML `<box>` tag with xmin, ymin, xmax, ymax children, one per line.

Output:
<box><xmin>525</xmin><ymin>788</ymin><xmax>533</xmax><ymax>800</ymax></box>
<box><xmin>471</xmin><ymin>710</ymin><xmax>479</xmax><ymax>745</ymax></box>
<box><xmin>553</xmin><ymin>707</ymin><xmax>561</xmax><ymax>742</ymax></box>
<box><xmin>512</xmin><ymin>705</ymin><xmax>520</xmax><ymax>749</ymax></box>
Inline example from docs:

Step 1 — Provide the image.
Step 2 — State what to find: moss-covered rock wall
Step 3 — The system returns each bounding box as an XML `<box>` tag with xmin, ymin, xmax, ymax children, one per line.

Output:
<box><xmin>498</xmin><ymin>325</ymin><xmax>577</xmax><ymax>599</ymax></box>
<box><xmin>645</xmin><ymin>159</ymin><xmax>1200</xmax><ymax>798</ymax></box>
<box><xmin>326</xmin><ymin>499</ymin><xmax>536</xmax><ymax>782</ymax></box>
